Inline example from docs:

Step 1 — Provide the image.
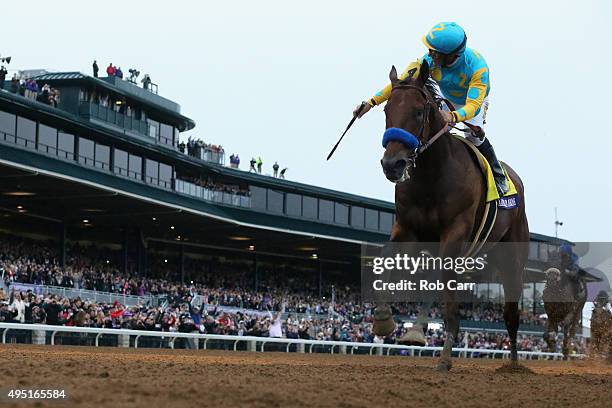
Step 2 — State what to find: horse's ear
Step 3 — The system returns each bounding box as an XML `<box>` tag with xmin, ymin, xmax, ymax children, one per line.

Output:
<box><xmin>389</xmin><ymin>65</ymin><xmax>398</xmax><ymax>85</ymax></box>
<box><xmin>417</xmin><ymin>60</ymin><xmax>430</xmax><ymax>86</ymax></box>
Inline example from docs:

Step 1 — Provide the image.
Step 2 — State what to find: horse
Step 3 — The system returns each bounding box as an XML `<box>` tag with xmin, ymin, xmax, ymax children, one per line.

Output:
<box><xmin>590</xmin><ymin>305</ymin><xmax>612</xmax><ymax>361</ymax></box>
<box><xmin>542</xmin><ymin>265</ymin><xmax>587</xmax><ymax>359</ymax></box>
<box><xmin>373</xmin><ymin>60</ymin><xmax>530</xmax><ymax>371</ymax></box>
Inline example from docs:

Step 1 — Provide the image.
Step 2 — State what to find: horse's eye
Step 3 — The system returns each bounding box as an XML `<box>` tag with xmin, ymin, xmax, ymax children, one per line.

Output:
<box><xmin>416</xmin><ymin>109</ymin><xmax>424</xmax><ymax>119</ymax></box>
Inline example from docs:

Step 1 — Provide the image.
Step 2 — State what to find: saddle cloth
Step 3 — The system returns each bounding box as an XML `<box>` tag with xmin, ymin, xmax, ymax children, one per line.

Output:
<box><xmin>452</xmin><ymin>134</ymin><xmax>517</xmax><ymax>202</ymax></box>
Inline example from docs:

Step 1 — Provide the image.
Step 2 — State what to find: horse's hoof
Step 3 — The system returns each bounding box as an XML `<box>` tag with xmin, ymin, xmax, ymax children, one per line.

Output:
<box><xmin>373</xmin><ymin>306</ymin><xmax>395</xmax><ymax>337</ymax></box>
<box><xmin>398</xmin><ymin>328</ymin><xmax>426</xmax><ymax>346</ymax></box>
<box><xmin>436</xmin><ymin>360</ymin><xmax>452</xmax><ymax>372</ymax></box>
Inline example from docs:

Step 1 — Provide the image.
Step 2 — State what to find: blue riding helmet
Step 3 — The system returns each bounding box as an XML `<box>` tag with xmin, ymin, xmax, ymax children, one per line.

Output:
<box><xmin>559</xmin><ymin>243</ymin><xmax>579</xmax><ymax>264</ymax></box>
<box><xmin>422</xmin><ymin>22</ymin><xmax>467</xmax><ymax>55</ymax></box>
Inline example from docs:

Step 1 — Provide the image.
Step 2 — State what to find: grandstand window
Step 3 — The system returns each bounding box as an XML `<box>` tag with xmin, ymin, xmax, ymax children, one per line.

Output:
<box><xmin>475</xmin><ymin>283</ymin><xmax>488</xmax><ymax>300</ymax></box>
<box><xmin>0</xmin><ymin>111</ymin><xmax>16</xmax><ymax>136</ymax></box>
<box><xmin>146</xmin><ymin>159</ymin><xmax>159</xmax><ymax>184</ymax></box>
<box><xmin>535</xmin><ymin>282</ymin><xmax>545</xmax><ymax>312</ymax></box>
<box><xmin>147</xmin><ymin>119</ymin><xmax>159</xmax><ymax>139</ymax></box>
<box><xmin>489</xmin><ymin>283</ymin><xmax>503</xmax><ymax>303</ymax></box>
<box><xmin>267</xmin><ymin>189</ymin><xmax>284</xmax><ymax>214</ymax></box>
<box><xmin>250</xmin><ymin>186</ymin><xmax>267</xmax><ymax>210</ymax></box>
<box><xmin>365</xmin><ymin>208</ymin><xmax>379</xmax><ymax>230</ymax></box>
<box><xmin>128</xmin><ymin>154</ymin><xmax>143</xmax><ymax>180</ymax></box>
<box><xmin>379</xmin><ymin>212</ymin><xmax>393</xmax><ymax>233</ymax></box>
<box><xmin>538</xmin><ymin>243</ymin><xmax>554</xmax><ymax>262</ymax></box>
<box><xmin>38</xmin><ymin>124</ymin><xmax>57</xmax><ymax>155</ymax></box>
<box><xmin>286</xmin><ymin>193</ymin><xmax>302</xmax><ymax>217</ymax></box>
<box><xmin>57</xmin><ymin>132</ymin><xmax>74</xmax><ymax>160</ymax></box>
<box><xmin>95</xmin><ymin>143</ymin><xmax>110</xmax><ymax>170</ymax></box>
<box><xmin>302</xmin><ymin>196</ymin><xmax>318</xmax><ymax>219</ymax></box>
<box><xmin>16</xmin><ymin>116</ymin><xmax>36</xmax><ymax>148</ymax></box>
<box><xmin>159</xmin><ymin>163</ymin><xmax>172</xmax><ymax>188</ymax></box>
<box><xmin>114</xmin><ymin>148</ymin><xmax>129</xmax><ymax>177</ymax></box>
<box><xmin>78</xmin><ymin>137</ymin><xmax>95</xmax><ymax>166</ymax></box>
<box><xmin>350</xmin><ymin>206</ymin><xmax>364</xmax><ymax>228</ymax></box>
<box><xmin>79</xmin><ymin>89</ymin><xmax>90</xmax><ymax>102</ymax></box>
<box><xmin>522</xmin><ymin>283</ymin><xmax>534</xmax><ymax>311</ymax></box>
<box><xmin>318</xmin><ymin>199</ymin><xmax>333</xmax><ymax>223</ymax></box>
<box><xmin>159</xmin><ymin>123</ymin><xmax>174</xmax><ymax>146</ymax></box>
<box><xmin>528</xmin><ymin>241</ymin><xmax>538</xmax><ymax>261</ymax></box>
<box><xmin>334</xmin><ymin>202</ymin><xmax>349</xmax><ymax>225</ymax></box>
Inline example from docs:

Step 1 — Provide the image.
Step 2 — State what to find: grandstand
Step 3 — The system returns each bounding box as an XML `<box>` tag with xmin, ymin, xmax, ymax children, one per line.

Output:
<box><xmin>0</xmin><ymin>69</ymin><xmax>592</xmax><ymax>355</ymax></box>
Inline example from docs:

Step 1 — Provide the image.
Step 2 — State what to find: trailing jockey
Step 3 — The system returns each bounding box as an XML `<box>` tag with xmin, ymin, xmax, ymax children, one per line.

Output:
<box><xmin>354</xmin><ymin>21</ymin><xmax>509</xmax><ymax>196</ymax></box>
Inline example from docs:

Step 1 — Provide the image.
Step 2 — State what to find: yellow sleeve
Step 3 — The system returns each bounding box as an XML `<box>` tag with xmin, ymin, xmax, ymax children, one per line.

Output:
<box><xmin>368</xmin><ymin>60</ymin><xmax>422</xmax><ymax>107</ymax></box>
<box><xmin>452</xmin><ymin>67</ymin><xmax>488</xmax><ymax>122</ymax></box>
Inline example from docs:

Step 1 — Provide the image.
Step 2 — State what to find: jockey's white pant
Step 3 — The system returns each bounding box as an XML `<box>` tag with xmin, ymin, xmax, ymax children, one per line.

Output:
<box><xmin>440</xmin><ymin>97</ymin><xmax>490</xmax><ymax>147</ymax></box>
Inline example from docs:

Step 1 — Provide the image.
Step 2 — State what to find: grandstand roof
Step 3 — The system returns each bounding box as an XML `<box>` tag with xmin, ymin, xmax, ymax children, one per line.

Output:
<box><xmin>31</xmin><ymin>71</ymin><xmax>195</xmax><ymax>131</ymax></box>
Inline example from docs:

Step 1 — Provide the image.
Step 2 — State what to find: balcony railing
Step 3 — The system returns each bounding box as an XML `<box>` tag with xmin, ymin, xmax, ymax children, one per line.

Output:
<box><xmin>79</xmin><ymin>102</ymin><xmax>149</xmax><ymax>136</ymax></box>
<box><xmin>175</xmin><ymin>179</ymin><xmax>251</xmax><ymax>208</ymax></box>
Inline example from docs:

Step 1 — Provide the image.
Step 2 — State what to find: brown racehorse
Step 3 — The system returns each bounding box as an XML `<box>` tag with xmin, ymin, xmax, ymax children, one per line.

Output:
<box><xmin>375</xmin><ymin>60</ymin><xmax>530</xmax><ymax>371</ymax></box>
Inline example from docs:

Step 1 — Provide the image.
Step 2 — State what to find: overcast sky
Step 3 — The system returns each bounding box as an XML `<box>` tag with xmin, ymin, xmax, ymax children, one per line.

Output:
<box><xmin>5</xmin><ymin>0</ymin><xmax>611</xmax><ymax>242</ymax></box>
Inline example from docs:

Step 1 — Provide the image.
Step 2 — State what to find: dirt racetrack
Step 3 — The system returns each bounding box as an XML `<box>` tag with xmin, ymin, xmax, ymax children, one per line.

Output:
<box><xmin>0</xmin><ymin>345</ymin><xmax>610</xmax><ymax>408</ymax></box>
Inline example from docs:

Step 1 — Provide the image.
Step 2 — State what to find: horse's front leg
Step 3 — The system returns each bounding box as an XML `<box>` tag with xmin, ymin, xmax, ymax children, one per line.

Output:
<box><xmin>561</xmin><ymin>311</ymin><xmax>577</xmax><ymax>360</ymax></box>
<box><xmin>434</xmin><ymin>225</ymin><xmax>468</xmax><ymax>371</ymax></box>
<box><xmin>543</xmin><ymin>318</ymin><xmax>557</xmax><ymax>353</ymax></box>
<box><xmin>437</xmin><ymin>269</ymin><xmax>459</xmax><ymax>371</ymax></box>
<box><xmin>372</xmin><ymin>222</ymin><xmax>415</xmax><ymax>338</ymax></box>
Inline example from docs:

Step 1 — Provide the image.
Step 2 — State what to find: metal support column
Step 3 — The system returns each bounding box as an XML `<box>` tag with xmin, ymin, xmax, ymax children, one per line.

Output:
<box><xmin>254</xmin><ymin>255</ymin><xmax>259</xmax><ymax>291</ymax></box>
<box><xmin>318</xmin><ymin>260</ymin><xmax>322</xmax><ymax>298</ymax></box>
<box><xmin>180</xmin><ymin>243</ymin><xmax>185</xmax><ymax>284</ymax></box>
<box><xmin>122</xmin><ymin>228</ymin><xmax>129</xmax><ymax>275</ymax></box>
<box><xmin>59</xmin><ymin>222</ymin><xmax>66</xmax><ymax>268</ymax></box>
<box><xmin>532</xmin><ymin>282</ymin><xmax>537</xmax><ymax>317</ymax></box>
<box><xmin>136</xmin><ymin>229</ymin><xmax>143</xmax><ymax>276</ymax></box>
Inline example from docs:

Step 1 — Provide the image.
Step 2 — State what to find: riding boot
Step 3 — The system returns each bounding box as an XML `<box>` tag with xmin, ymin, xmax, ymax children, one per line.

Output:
<box><xmin>476</xmin><ymin>138</ymin><xmax>509</xmax><ymax>196</ymax></box>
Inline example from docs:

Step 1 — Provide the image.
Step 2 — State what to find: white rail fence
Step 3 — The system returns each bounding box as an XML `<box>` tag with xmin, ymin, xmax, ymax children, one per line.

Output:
<box><xmin>0</xmin><ymin>323</ymin><xmax>583</xmax><ymax>360</ymax></box>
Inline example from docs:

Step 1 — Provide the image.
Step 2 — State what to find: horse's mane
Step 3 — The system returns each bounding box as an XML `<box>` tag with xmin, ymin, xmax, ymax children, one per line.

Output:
<box><xmin>396</xmin><ymin>76</ymin><xmax>441</xmax><ymax>103</ymax></box>
<box><xmin>424</xmin><ymin>78</ymin><xmax>441</xmax><ymax>102</ymax></box>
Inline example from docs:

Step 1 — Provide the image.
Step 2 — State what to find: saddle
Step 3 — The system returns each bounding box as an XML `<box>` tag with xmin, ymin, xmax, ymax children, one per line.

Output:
<box><xmin>453</xmin><ymin>134</ymin><xmax>517</xmax><ymax>202</ymax></box>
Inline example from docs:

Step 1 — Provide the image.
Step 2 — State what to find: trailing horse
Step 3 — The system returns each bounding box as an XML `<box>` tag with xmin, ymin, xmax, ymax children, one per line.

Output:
<box><xmin>373</xmin><ymin>61</ymin><xmax>529</xmax><ymax>371</ymax></box>
<box><xmin>542</xmin><ymin>265</ymin><xmax>587</xmax><ymax>359</ymax></box>
<box><xmin>590</xmin><ymin>306</ymin><xmax>612</xmax><ymax>361</ymax></box>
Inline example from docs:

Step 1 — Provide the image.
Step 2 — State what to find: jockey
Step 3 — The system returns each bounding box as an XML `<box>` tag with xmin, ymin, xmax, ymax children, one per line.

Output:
<box><xmin>355</xmin><ymin>22</ymin><xmax>509</xmax><ymax>195</ymax></box>
<box><xmin>594</xmin><ymin>290</ymin><xmax>611</xmax><ymax>313</ymax></box>
<box><xmin>559</xmin><ymin>243</ymin><xmax>587</xmax><ymax>299</ymax></box>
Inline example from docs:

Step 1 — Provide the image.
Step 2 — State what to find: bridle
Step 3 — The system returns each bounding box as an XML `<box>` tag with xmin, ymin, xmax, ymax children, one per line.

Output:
<box><xmin>387</xmin><ymin>83</ymin><xmax>450</xmax><ymax>169</ymax></box>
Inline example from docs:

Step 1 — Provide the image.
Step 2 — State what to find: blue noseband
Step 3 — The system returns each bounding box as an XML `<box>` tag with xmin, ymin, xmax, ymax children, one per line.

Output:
<box><xmin>382</xmin><ymin>127</ymin><xmax>420</xmax><ymax>150</ymax></box>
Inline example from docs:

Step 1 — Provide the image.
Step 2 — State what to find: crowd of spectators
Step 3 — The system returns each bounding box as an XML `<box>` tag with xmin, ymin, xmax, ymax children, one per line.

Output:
<box><xmin>1</xmin><ymin>72</ymin><xmax>60</xmax><ymax>107</ymax></box>
<box><xmin>0</xmin><ymin>233</ymin><xmax>574</xmax><ymax>352</ymax></box>
<box><xmin>177</xmin><ymin>176</ymin><xmax>250</xmax><ymax>197</ymax></box>
<box><xmin>0</xmin><ymin>287</ymin><xmax>585</xmax><ymax>354</ymax></box>
<box><xmin>178</xmin><ymin>137</ymin><xmax>225</xmax><ymax>164</ymax></box>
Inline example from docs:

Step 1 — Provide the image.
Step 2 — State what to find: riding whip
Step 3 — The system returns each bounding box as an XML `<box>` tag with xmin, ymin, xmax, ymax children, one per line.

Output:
<box><xmin>326</xmin><ymin>101</ymin><xmax>366</xmax><ymax>161</ymax></box>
